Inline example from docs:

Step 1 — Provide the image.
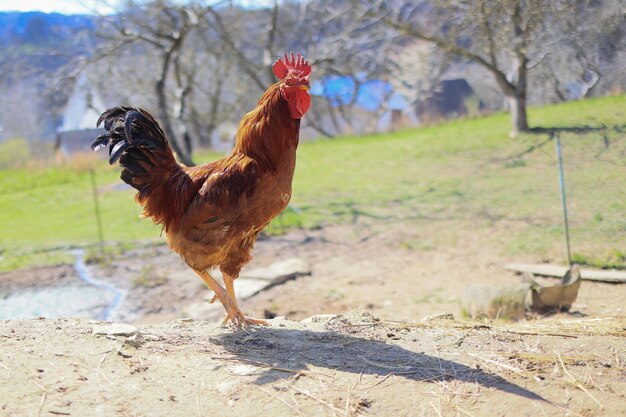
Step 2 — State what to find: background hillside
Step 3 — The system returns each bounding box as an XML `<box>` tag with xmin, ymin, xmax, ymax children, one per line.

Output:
<box><xmin>1</xmin><ymin>94</ymin><xmax>624</xmax><ymax>273</ymax></box>
<box><xmin>0</xmin><ymin>11</ymin><xmax>96</xmax><ymax>141</ymax></box>
<box><xmin>0</xmin><ymin>0</ymin><xmax>624</xmax><ymax>159</ymax></box>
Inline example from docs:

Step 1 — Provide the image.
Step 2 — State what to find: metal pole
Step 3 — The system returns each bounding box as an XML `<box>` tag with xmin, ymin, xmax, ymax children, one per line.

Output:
<box><xmin>555</xmin><ymin>133</ymin><xmax>572</xmax><ymax>265</ymax></box>
<box><xmin>89</xmin><ymin>169</ymin><xmax>105</xmax><ymax>257</ymax></box>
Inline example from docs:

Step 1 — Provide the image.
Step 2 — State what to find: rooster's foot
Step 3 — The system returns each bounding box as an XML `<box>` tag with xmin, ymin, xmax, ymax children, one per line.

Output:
<box><xmin>222</xmin><ymin>310</ymin><xmax>269</xmax><ymax>328</ymax></box>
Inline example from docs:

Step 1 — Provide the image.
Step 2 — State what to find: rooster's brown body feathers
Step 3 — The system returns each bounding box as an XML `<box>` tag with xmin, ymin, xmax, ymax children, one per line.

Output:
<box><xmin>93</xmin><ymin>84</ymin><xmax>300</xmax><ymax>278</ymax></box>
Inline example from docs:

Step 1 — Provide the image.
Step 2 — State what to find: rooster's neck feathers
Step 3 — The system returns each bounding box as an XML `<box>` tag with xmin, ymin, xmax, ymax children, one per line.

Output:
<box><xmin>232</xmin><ymin>84</ymin><xmax>300</xmax><ymax>172</ymax></box>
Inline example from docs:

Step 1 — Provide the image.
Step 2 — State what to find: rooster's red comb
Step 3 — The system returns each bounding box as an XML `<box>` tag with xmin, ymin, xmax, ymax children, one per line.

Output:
<box><xmin>273</xmin><ymin>52</ymin><xmax>311</xmax><ymax>80</ymax></box>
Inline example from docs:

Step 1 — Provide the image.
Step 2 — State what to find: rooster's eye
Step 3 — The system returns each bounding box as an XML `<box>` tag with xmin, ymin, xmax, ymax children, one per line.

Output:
<box><xmin>285</xmin><ymin>79</ymin><xmax>294</xmax><ymax>86</ymax></box>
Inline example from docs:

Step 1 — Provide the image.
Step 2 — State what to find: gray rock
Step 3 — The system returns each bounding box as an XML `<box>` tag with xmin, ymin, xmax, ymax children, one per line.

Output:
<box><xmin>231</xmin><ymin>278</ymin><xmax>273</xmax><ymax>299</ymax></box>
<box><xmin>239</xmin><ymin>258</ymin><xmax>310</xmax><ymax>283</ymax></box>
<box><xmin>421</xmin><ymin>312</ymin><xmax>455</xmax><ymax>322</ymax></box>
<box><xmin>117</xmin><ymin>346</ymin><xmax>133</xmax><ymax>358</ymax></box>
<box><xmin>124</xmin><ymin>333</ymin><xmax>145</xmax><ymax>348</ymax></box>
<box><xmin>92</xmin><ymin>323</ymin><xmax>138</xmax><ymax>337</ymax></box>
<box><xmin>301</xmin><ymin>314</ymin><xmax>340</xmax><ymax>324</ymax></box>
<box><xmin>462</xmin><ymin>282</ymin><xmax>531</xmax><ymax>320</ymax></box>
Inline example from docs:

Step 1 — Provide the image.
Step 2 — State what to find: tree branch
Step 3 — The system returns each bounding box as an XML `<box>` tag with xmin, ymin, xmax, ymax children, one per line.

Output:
<box><xmin>383</xmin><ymin>17</ymin><xmax>516</xmax><ymax>96</ymax></box>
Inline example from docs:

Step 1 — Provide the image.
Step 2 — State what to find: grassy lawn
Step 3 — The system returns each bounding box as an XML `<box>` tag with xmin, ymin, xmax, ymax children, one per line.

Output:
<box><xmin>0</xmin><ymin>95</ymin><xmax>624</xmax><ymax>271</ymax></box>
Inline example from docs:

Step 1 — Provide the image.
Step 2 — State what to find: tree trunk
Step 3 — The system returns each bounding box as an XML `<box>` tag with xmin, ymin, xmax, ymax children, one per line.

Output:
<box><xmin>506</xmin><ymin>92</ymin><xmax>529</xmax><ymax>135</ymax></box>
<box><xmin>156</xmin><ymin>78</ymin><xmax>195</xmax><ymax>166</ymax></box>
<box><xmin>155</xmin><ymin>45</ymin><xmax>195</xmax><ymax>167</ymax></box>
<box><xmin>506</xmin><ymin>50</ymin><xmax>529</xmax><ymax>136</ymax></box>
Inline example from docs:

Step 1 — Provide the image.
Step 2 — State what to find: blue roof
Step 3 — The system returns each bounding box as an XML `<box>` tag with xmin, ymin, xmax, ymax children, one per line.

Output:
<box><xmin>311</xmin><ymin>76</ymin><xmax>407</xmax><ymax>111</ymax></box>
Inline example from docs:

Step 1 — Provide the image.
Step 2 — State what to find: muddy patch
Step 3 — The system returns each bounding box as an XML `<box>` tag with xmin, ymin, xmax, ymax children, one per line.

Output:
<box><xmin>0</xmin><ymin>252</ymin><xmax>124</xmax><ymax>320</ymax></box>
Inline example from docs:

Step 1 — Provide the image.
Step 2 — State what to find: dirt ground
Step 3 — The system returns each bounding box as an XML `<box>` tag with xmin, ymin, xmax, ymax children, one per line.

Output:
<box><xmin>1</xmin><ymin>312</ymin><xmax>624</xmax><ymax>417</ymax></box>
<box><xmin>1</xmin><ymin>221</ymin><xmax>625</xmax><ymax>415</ymax></box>
<box><xmin>3</xmin><ymin>220</ymin><xmax>625</xmax><ymax>324</ymax></box>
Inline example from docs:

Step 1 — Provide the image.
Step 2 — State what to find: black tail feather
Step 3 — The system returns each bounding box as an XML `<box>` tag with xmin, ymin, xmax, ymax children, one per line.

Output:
<box><xmin>91</xmin><ymin>134</ymin><xmax>110</xmax><ymax>151</ymax></box>
<box><xmin>109</xmin><ymin>138</ymin><xmax>128</xmax><ymax>164</ymax></box>
<box><xmin>92</xmin><ymin>106</ymin><xmax>177</xmax><ymax>190</ymax></box>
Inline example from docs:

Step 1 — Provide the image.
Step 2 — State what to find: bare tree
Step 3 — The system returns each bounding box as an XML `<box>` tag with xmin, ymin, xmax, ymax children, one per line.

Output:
<box><xmin>387</xmin><ymin>40</ymin><xmax>450</xmax><ymax>111</ymax></box>
<box><xmin>556</xmin><ymin>0</ymin><xmax>625</xmax><ymax>99</ymax></box>
<box><xmin>93</xmin><ymin>1</ymin><xmax>215</xmax><ymax>165</ymax></box>
<box><xmin>200</xmin><ymin>0</ymin><xmax>402</xmax><ymax>137</ymax></box>
<box><xmin>371</xmin><ymin>0</ymin><xmax>603</xmax><ymax>135</ymax></box>
<box><xmin>81</xmin><ymin>0</ymin><xmax>408</xmax><ymax>153</ymax></box>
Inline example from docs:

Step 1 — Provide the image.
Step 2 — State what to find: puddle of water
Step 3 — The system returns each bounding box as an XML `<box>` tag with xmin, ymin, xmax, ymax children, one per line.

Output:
<box><xmin>0</xmin><ymin>285</ymin><xmax>114</xmax><ymax>319</ymax></box>
<box><xmin>0</xmin><ymin>250</ymin><xmax>126</xmax><ymax>321</ymax></box>
<box><xmin>72</xmin><ymin>250</ymin><xmax>126</xmax><ymax>320</ymax></box>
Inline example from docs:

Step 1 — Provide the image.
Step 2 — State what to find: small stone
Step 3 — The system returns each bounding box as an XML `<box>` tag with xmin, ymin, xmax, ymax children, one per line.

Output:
<box><xmin>301</xmin><ymin>314</ymin><xmax>340</xmax><ymax>324</ymax></box>
<box><xmin>240</xmin><ymin>258</ymin><xmax>310</xmax><ymax>282</ymax></box>
<box><xmin>117</xmin><ymin>346</ymin><xmax>133</xmax><ymax>358</ymax></box>
<box><xmin>92</xmin><ymin>323</ymin><xmax>138</xmax><ymax>337</ymax></box>
<box><xmin>124</xmin><ymin>333</ymin><xmax>145</xmax><ymax>348</ymax></box>
<box><xmin>177</xmin><ymin>317</ymin><xmax>193</xmax><ymax>323</ymax></box>
<box><xmin>421</xmin><ymin>312</ymin><xmax>455</xmax><ymax>322</ymax></box>
<box><xmin>142</xmin><ymin>333</ymin><xmax>164</xmax><ymax>342</ymax></box>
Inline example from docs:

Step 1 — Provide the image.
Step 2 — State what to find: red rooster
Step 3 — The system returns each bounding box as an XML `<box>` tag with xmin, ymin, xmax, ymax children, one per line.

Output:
<box><xmin>92</xmin><ymin>53</ymin><xmax>311</xmax><ymax>327</ymax></box>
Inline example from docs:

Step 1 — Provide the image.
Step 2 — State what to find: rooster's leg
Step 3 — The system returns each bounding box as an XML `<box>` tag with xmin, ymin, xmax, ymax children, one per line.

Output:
<box><xmin>192</xmin><ymin>268</ymin><xmax>245</xmax><ymax>325</ymax></box>
<box><xmin>223</xmin><ymin>273</ymin><xmax>269</xmax><ymax>327</ymax></box>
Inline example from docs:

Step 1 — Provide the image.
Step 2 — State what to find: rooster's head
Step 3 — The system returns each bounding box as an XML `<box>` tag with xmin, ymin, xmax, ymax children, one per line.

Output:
<box><xmin>273</xmin><ymin>52</ymin><xmax>311</xmax><ymax>119</ymax></box>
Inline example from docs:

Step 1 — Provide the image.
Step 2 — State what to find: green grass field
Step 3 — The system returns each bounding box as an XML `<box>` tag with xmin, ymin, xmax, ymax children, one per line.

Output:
<box><xmin>1</xmin><ymin>95</ymin><xmax>624</xmax><ymax>271</ymax></box>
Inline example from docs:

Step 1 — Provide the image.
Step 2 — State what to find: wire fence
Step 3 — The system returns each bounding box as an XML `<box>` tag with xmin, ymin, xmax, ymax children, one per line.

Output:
<box><xmin>556</xmin><ymin>129</ymin><xmax>626</xmax><ymax>269</ymax></box>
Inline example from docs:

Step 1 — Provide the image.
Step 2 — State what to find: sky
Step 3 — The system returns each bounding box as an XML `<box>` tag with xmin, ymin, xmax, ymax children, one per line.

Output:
<box><xmin>0</xmin><ymin>0</ymin><xmax>123</xmax><ymax>14</ymax></box>
<box><xmin>0</xmin><ymin>0</ymin><xmax>275</xmax><ymax>14</ymax></box>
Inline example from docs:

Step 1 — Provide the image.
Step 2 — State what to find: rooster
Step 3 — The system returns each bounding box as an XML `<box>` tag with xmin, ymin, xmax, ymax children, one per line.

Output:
<box><xmin>92</xmin><ymin>53</ymin><xmax>311</xmax><ymax>327</ymax></box>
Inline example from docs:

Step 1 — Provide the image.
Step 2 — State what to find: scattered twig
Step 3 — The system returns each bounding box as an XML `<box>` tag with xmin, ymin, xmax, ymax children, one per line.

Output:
<box><xmin>550</xmin><ymin>401</ymin><xmax>585</xmax><ymax>417</ymax></box>
<box><xmin>85</xmin><ymin>348</ymin><xmax>116</xmax><ymax>356</ymax></box>
<box><xmin>338</xmin><ymin>323</ymin><xmax>379</xmax><ymax>328</ymax></box>
<box><xmin>365</xmin><ymin>373</ymin><xmax>393</xmax><ymax>389</ymax></box>
<box><xmin>453</xmin><ymin>329</ymin><xmax>473</xmax><ymax>347</ymax></box>
<box><xmin>430</xmin><ymin>336</ymin><xmax>446</xmax><ymax>382</ymax></box>
<box><xmin>466</xmin><ymin>353</ymin><xmax>524</xmax><ymax>374</ymax></box>
<box><xmin>93</xmin><ymin>350</ymin><xmax>140</xmax><ymax>392</ymax></box>
<box><xmin>358</xmin><ymin>356</ymin><xmax>412</xmax><ymax>371</ymax></box>
<box><xmin>556</xmin><ymin>352</ymin><xmax>604</xmax><ymax>410</ymax></box>
<box><xmin>504</xmin><ymin>330</ymin><xmax>577</xmax><ymax>339</ymax></box>
<box><xmin>195</xmin><ymin>379</ymin><xmax>205</xmax><ymax>417</ymax></box>
<box><xmin>290</xmin><ymin>384</ymin><xmax>347</xmax><ymax>416</ymax></box>
<box><xmin>210</xmin><ymin>356</ymin><xmax>332</xmax><ymax>378</ymax></box>
<box><xmin>0</xmin><ymin>362</ymin><xmax>13</xmax><ymax>379</ymax></box>
<box><xmin>255</xmin><ymin>385</ymin><xmax>302</xmax><ymax>415</ymax></box>
<box><xmin>429</xmin><ymin>401</ymin><xmax>443</xmax><ymax>417</ymax></box>
<box><xmin>49</xmin><ymin>411</ymin><xmax>71</xmax><ymax>416</ymax></box>
<box><xmin>38</xmin><ymin>392</ymin><xmax>48</xmax><ymax>417</ymax></box>
<box><xmin>31</xmin><ymin>381</ymin><xmax>48</xmax><ymax>417</ymax></box>
<box><xmin>439</xmin><ymin>395</ymin><xmax>477</xmax><ymax>417</ymax></box>
<box><xmin>494</xmin><ymin>339</ymin><xmax>513</xmax><ymax>352</ymax></box>
<box><xmin>383</xmin><ymin>319</ymin><xmax>579</xmax><ymax>339</ymax></box>
<box><xmin>585</xmin><ymin>375</ymin><xmax>606</xmax><ymax>394</ymax></box>
<box><xmin>363</xmin><ymin>371</ymin><xmax>453</xmax><ymax>390</ymax></box>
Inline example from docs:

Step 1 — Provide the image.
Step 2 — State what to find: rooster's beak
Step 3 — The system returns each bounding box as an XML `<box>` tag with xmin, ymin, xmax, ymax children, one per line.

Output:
<box><xmin>299</xmin><ymin>85</ymin><xmax>310</xmax><ymax>91</ymax></box>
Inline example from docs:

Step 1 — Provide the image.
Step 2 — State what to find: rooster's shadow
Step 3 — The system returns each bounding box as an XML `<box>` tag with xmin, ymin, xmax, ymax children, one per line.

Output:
<box><xmin>211</xmin><ymin>324</ymin><xmax>546</xmax><ymax>402</ymax></box>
